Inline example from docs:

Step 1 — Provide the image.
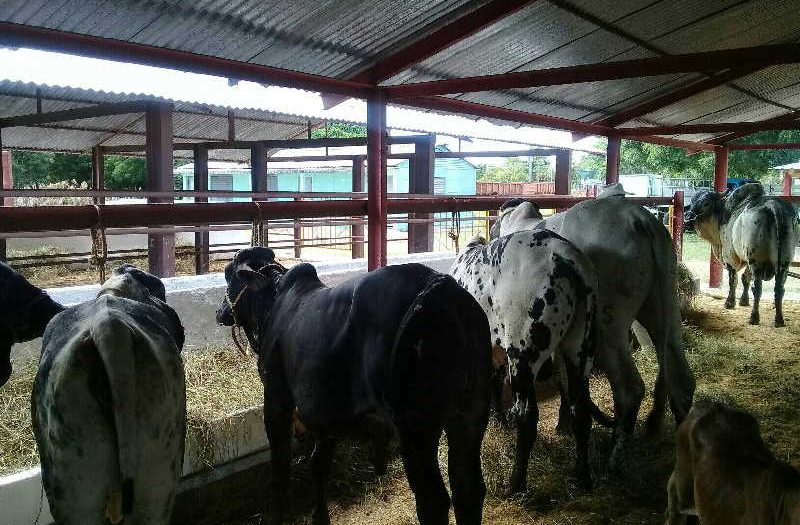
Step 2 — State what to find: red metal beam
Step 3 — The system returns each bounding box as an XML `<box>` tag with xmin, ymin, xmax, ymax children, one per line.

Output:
<box><xmin>595</xmin><ymin>67</ymin><xmax>763</xmax><ymax>127</ymax></box>
<box><xmin>728</xmin><ymin>142</ymin><xmax>800</xmax><ymax>150</ymax></box>
<box><xmin>383</xmin><ymin>43</ymin><xmax>800</xmax><ymax>98</ymax></box>
<box><xmin>0</xmin><ymin>22</ymin><xmax>372</xmax><ymax>99</ymax></box>
<box><xmin>628</xmin><ymin>135</ymin><xmax>718</xmax><ymax>151</ymax></box>
<box><xmin>404</xmin><ymin>96</ymin><xmax>611</xmax><ymax>136</ymax></box>
<box><xmin>618</xmin><ymin>119</ymin><xmax>800</xmax><ymax>137</ymax></box>
<box><xmin>367</xmin><ymin>91</ymin><xmax>388</xmax><ymax>270</ymax></box>
<box><xmin>605</xmin><ymin>136</ymin><xmax>620</xmax><ymax>184</ymax></box>
<box><xmin>0</xmin><ymin>101</ymin><xmax>152</xmax><ymax>127</ymax></box>
<box><xmin>353</xmin><ymin>0</ymin><xmax>537</xmax><ymax>84</ymax></box>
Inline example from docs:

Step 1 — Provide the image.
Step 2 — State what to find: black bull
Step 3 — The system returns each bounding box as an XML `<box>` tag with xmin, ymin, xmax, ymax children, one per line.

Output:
<box><xmin>0</xmin><ymin>261</ymin><xmax>64</xmax><ymax>387</ymax></box>
<box><xmin>217</xmin><ymin>247</ymin><xmax>492</xmax><ymax>525</ymax></box>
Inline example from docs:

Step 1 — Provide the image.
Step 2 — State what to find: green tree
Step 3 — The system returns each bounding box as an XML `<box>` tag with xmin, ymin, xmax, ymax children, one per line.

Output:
<box><xmin>310</xmin><ymin>122</ymin><xmax>367</xmax><ymax>139</ymax></box>
<box><xmin>104</xmin><ymin>156</ymin><xmax>147</xmax><ymax>190</ymax></box>
<box><xmin>11</xmin><ymin>151</ymin><xmax>53</xmax><ymax>189</ymax></box>
<box><xmin>49</xmin><ymin>153</ymin><xmax>92</xmax><ymax>187</ymax></box>
<box><xmin>477</xmin><ymin>157</ymin><xmax>552</xmax><ymax>182</ymax></box>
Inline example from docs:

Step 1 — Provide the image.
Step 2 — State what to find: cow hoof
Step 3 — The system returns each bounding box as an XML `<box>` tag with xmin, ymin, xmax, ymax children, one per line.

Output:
<box><xmin>749</xmin><ymin>314</ymin><xmax>760</xmax><ymax>325</ymax></box>
<box><xmin>775</xmin><ymin>319</ymin><xmax>785</xmax><ymax>328</ymax></box>
<box><xmin>724</xmin><ymin>300</ymin><xmax>735</xmax><ymax>309</ymax></box>
<box><xmin>555</xmin><ymin>414</ymin><xmax>573</xmax><ymax>435</ymax></box>
<box><xmin>739</xmin><ymin>299</ymin><xmax>749</xmax><ymax>307</ymax></box>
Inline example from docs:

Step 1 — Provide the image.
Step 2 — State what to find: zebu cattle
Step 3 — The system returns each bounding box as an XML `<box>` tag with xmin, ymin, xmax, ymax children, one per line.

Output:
<box><xmin>450</xmin><ymin>230</ymin><xmax>598</xmax><ymax>493</ymax></box>
<box><xmin>665</xmin><ymin>401</ymin><xmax>800</xmax><ymax>525</ymax></box>
<box><xmin>492</xmin><ymin>196</ymin><xmax>695</xmax><ymax>470</ymax></box>
<box><xmin>0</xmin><ymin>261</ymin><xmax>64</xmax><ymax>386</ymax></box>
<box><xmin>689</xmin><ymin>183</ymin><xmax>799</xmax><ymax>327</ymax></box>
<box><xmin>33</xmin><ymin>265</ymin><xmax>185</xmax><ymax>525</ymax></box>
<box><xmin>216</xmin><ymin>247</ymin><xmax>491</xmax><ymax>525</ymax></box>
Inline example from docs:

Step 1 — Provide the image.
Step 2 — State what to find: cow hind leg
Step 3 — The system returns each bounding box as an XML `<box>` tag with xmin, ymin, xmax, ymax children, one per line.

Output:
<box><xmin>724</xmin><ymin>264</ymin><xmax>737</xmax><ymax>309</ymax></box>
<box><xmin>749</xmin><ymin>276</ymin><xmax>762</xmax><ymax>325</ymax></box>
<box><xmin>397</xmin><ymin>423</ymin><xmax>450</xmax><ymax>525</ymax></box>
<box><xmin>311</xmin><ymin>438</ymin><xmax>336</xmax><ymax>525</ymax></box>
<box><xmin>739</xmin><ymin>267</ymin><xmax>751</xmax><ymax>307</ymax></box>
<box><xmin>554</xmin><ymin>353</ymin><xmax>573</xmax><ymax>434</ymax></box>
<box><xmin>774</xmin><ymin>264</ymin><xmax>788</xmax><ymax>327</ymax></box>
<box><xmin>563</xmin><ymin>357</ymin><xmax>592</xmax><ymax>491</ymax></box>
<box><xmin>508</xmin><ymin>383</ymin><xmax>539</xmax><ymax>495</ymax></box>
<box><xmin>445</xmin><ymin>411</ymin><xmax>488</xmax><ymax>525</ymax></box>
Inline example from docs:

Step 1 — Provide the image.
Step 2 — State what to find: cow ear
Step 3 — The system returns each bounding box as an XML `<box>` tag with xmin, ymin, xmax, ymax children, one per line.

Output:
<box><xmin>236</xmin><ymin>268</ymin><xmax>270</xmax><ymax>291</ymax></box>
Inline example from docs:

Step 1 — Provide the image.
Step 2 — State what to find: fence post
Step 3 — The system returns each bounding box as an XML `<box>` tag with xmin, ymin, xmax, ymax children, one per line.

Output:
<box><xmin>351</xmin><ymin>156</ymin><xmax>365</xmax><ymax>259</ymax></box>
<box><xmin>0</xmin><ymin>148</ymin><xmax>11</xmax><ymax>262</ymax></box>
<box><xmin>91</xmin><ymin>146</ymin><xmax>105</xmax><ymax>205</ymax></box>
<box><xmin>193</xmin><ymin>145</ymin><xmax>209</xmax><ymax>274</ymax></box>
<box><xmin>293</xmin><ymin>197</ymin><xmax>302</xmax><ymax>259</ymax></box>
<box><xmin>672</xmin><ymin>190</ymin><xmax>684</xmax><ymax>262</ymax></box>
<box><xmin>408</xmin><ymin>135</ymin><xmax>434</xmax><ymax>253</ymax></box>
<box><xmin>367</xmin><ymin>91</ymin><xmax>388</xmax><ymax>270</ymax></box>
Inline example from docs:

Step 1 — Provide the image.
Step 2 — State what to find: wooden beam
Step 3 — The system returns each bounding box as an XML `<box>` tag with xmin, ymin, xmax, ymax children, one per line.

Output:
<box><xmin>596</xmin><ymin>66</ymin><xmax>763</xmax><ymax>127</ymax></box>
<box><xmin>629</xmin><ymin>135</ymin><xmax>717</xmax><ymax>151</ymax></box>
<box><xmin>618</xmin><ymin>119</ymin><xmax>800</xmax><ymax>137</ymax></box>
<box><xmin>0</xmin><ymin>22</ymin><xmax>372</xmax><ymax>99</ymax></box>
<box><xmin>0</xmin><ymin>101</ymin><xmax>151</xmax><ymax>127</ymax></box>
<box><xmin>383</xmin><ymin>43</ymin><xmax>800</xmax><ymax>98</ymax></box>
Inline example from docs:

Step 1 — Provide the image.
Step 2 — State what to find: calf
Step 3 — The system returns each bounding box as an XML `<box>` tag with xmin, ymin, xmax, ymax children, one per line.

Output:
<box><xmin>451</xmin><ymin>230</ymin><xmax>598</xmax><ymax>493</ymax></box>
<box><xmin>217</xmin><ymin>247</ymin><xmax>492</xmax><ymax>525</ymax></box>
<box><xmin>690</xmin><ymin>183</ymin><xmax>799</xmax><ymax>327</ymax></box>
<box><xmin>666</xmin><ymin>401</ymin><xmax>800</xmax><ymax>525</ymax></box>
<box><xmin>0</xmin><ymin>261</ymin><xmax>64</xmax><ymax>386</ymax></box>
<box><xmin>33</xmin><ymin>265</ymin><xmax>185</xmax><ymax>525</ymax></box>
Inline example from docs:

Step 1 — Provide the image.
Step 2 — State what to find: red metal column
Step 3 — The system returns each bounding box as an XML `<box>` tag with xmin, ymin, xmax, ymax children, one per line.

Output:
<box><xmin>783</xmin><ymin>170</ymin><xmax>793</xmax><ymax>196</ymax></box>
<box><xmin>193</xmin><ymin>145</ymin><xmax>209</xmax><ymax>274</ymax></box>
<box><xmin>408</xmin><ymin>135</ymin><xmax>435</xmax><ymax>253</ymax></box>
<box><xmin>367</xmin><ymin>91</ymin><xmax>388</xmax><ymax>270</ymax></box>
<box><xmin>710</xmin><ymin>146</ymin><xmax>729</xmax><ymax>287</ymax></box>
<box><xmin>91</xmin><ymin>146</ymin><xmax>105</xmax><ymax>205</ymax></box>
<box><xmin>1</xmin><ymin>147</ymin><xmax>11</xmax><ymax>262</ymax></box>
<box><xmin>554</xmin><ymin>150</ymin><xmax>571</xmax><ymax>195</ymax></box>
<box><xmin>146</xmin><ymin>103</ymin><xmax>176</xmax><ymax>278</ymax></box>
<box><xmin>672</xmin><ymin>190</ymin><xmax>684</xmax><ymax>262</ymax></box>
<box><xmin>351</xmin><ymin>156</ymin><xmax>365</xmax><ymax>259</ymax></box>
<box><xmin>606</xmin><ymin>136</ymin><xmax>621</xmax><ymax>184</ymax></box>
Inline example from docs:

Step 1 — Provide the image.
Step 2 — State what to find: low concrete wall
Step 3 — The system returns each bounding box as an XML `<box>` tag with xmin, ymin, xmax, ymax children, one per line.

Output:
<box><xmin>11</xmin><ymin>251</ymin><xmax>456</xmax><ymax>363</ymax></box>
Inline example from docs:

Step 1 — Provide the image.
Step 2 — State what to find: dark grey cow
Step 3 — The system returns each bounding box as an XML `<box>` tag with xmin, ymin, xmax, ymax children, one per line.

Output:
<box><xmin>492</xmin><ymin>197</ymin><xmax>695</xmax><ymax>470</ymax></box>
<box><xmin>33</xmin><ymin>265</ymin><xmax>185</xmax><ymax>525</ymax></box>
<box><xmin>690</xmin><ymin>183</ymin><xmax>799</xmax><ymax>327</ymax></box>
<box><xmin>451</xmin><ymin>229</ymin><xmax>599</xmax><ymax>493</ymax></box>
<box><xmin>0</xmin><ymin>261</ymin><xmax>64</xmax><ymax>386</ymax></box>
<box><xmin>217</xmin><ymin>247</ymin><xmax>491</xmax><ymax>525</ymax></box>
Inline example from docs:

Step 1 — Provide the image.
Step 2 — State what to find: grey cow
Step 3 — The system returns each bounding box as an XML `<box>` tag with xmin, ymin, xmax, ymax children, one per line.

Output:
<box><xmin>690</xmin><ymin>183</ymin><xmax>799</xmax><ymax>327</ymax></box>
<box><xmin>492</xmin><ymin>196</ymin><xmax>695</xmax><ymax>470</ymax></box>
<box><xmin>451</xmin><ymin>229</ymin><xmax>598</xmax><ymax>493</ymax></box>
<box><xmin>33</xmin><ymin>265</ymin><xmax>186</xmax><ymax>525</ymax></box>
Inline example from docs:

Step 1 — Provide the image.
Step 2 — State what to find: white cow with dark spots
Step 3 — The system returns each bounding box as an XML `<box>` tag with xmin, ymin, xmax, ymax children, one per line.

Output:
<box><xmin>32</xmin><ymin>265</ymin><xmax>186</xmax><ymax>525</ymax></box>
<box><xmin>451</xmin><ymin>229</ymin><xmax>600</xmax><ymax>494</ymax></box>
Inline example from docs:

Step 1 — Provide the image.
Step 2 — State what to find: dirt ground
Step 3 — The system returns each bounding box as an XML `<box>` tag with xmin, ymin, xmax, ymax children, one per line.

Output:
<box><xmin>221</xmin><ymin>295</ymin><xmax>800</xmax><ymax>525</ymax></box>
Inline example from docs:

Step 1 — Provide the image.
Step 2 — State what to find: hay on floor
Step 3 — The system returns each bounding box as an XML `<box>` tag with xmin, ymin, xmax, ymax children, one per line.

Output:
<box><xmin>0</xmin><ymin>346</ymin><xmax>262</xmax><ymax>477</ymax></box>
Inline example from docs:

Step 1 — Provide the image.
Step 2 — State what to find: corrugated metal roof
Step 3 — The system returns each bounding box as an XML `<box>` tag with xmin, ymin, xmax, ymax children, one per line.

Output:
<box><xmin>2</xmin><ymin>0</ymin><xmax>800</xmax><ymax>146</ymax></box>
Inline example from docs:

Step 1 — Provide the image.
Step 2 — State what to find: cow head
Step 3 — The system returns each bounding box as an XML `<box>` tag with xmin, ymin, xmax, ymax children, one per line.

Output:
<box><xmin>0</xmin><ymin>262</ymin><xmax>65</xmax><ymax>387</ymax></box>
<box><xmin>490</xmin><ymin>199</ymin><xmax>543</xmax><ymax>239</ymax></box>
<box><xmin>688</xmin><ymin>190</ymin><xmax>725</xmax><ymax>253</ymax></box>
<box><xmin>100</xmin><ymin>265</ymin><xmax>185</xmax><ymax>350</ymax></box>
<box><xmin>217</xmin><ymin>247</ymin><xmax>287</xmax><ymax>354</ymax></box>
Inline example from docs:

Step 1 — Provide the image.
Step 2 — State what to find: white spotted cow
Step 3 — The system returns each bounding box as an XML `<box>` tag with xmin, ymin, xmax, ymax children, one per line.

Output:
<box><xmin>32</xmin><ymin>265</ymin><xmax>186</xmax><ymax>525</ymax></box>
<box><xmin>451</xmin><ymin>229</ymin><xmax>599</xmax><ymax>494</ymax></box>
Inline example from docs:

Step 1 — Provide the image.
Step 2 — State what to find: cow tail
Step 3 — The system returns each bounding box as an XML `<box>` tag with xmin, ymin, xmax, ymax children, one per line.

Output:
<box><xmin>582</xmin><ymin>266</ymin><xmax>615</xmax><ymax>428</ymax></box>
<box><xmin>91</xmin><ymin>314</ymin><xmax>137</xmax><ymax>522</ymax></box>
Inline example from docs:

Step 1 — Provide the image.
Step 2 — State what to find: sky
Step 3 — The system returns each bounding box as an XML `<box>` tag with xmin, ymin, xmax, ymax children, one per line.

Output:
<box><xmin>0</xmin><ymin>47</ymin><xmax>600</xmax><ymax>165</ymax></box>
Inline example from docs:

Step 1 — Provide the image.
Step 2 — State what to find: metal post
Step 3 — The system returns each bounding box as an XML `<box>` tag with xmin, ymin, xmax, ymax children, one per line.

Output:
<box><xmin>250</xmin><ymin>142</ymin><xmax>267</xmax><ymax>194</ymax></box>
<box><xmin>367</xmin><ymin>91</ymin><xmax>387</xmax><ymax>270</ymax></box>
<box><xmin>783</xmin><ymin>170</ymin><xmax>792</xmax><ymax>196</ymax></box>
<box><xmin>193</xmin><ymin>145</ymin><xmax>209</xmax><ymax>274</ymax></box>
<box><xmin>408</xmin><ymin>135</ymin><xmax>435</xmax><ymax>253</ymax></box>
<box><xmin>293</xmin><ymin>197</ymin><xmax>302</xmax><ymax>259</ymax></box>
<box><xmin>91</xmin><ymin>146</ymin><xmax>105</xmax><ymax>205</ymax></box>
<box><xmin>145</xmin><ymin>103</ymin><xmax>175</xmax><ymax>278</ymax></box>
<box><xmin>351</xmin><ymin>156</ymin><xmax>365</xmax><ymax>259</ymax></box>
<box><xmin>554</xmin><ymin>150</ymin><xmax>571</xmax><ymax>195</ymax></box>
<box><xmin>0</xmin><ymin>145</ymin><xmax>10</xmax><ymax>262</ymax></box>
<box><xmin>710</xmin><ymin>146</ymin><xmax>729</xmax><ymax>287</ymax></box>
<box><xmin>606</xmin><ymin>136</ymin><xmax>621</xmax><ymax>184</ymax></box>
<box><xmin>672</xmin><ymin>190</ymin><xmax>684</xmax><ymax>262</ymax></box>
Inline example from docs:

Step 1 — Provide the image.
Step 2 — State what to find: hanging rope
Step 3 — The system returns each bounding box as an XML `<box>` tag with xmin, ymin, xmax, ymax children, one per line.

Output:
<box><xmin>89</xmin><ymin>204</ymin><xmax>108</xmax><ymax>284</ymax></box>
<box><xmin>226</xmin><ymin>286</ymin><xmax>252</xmax><ymax>356</ymax></box>
<box><xmin>251</xmin><ymin>201</ymin><xmax>267</xmax><ymax>247</ymax></box>
<box><xmin>447</xmin><ymin>211</ymin><xmax>462</xmax><ymax>253</ymax></box>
